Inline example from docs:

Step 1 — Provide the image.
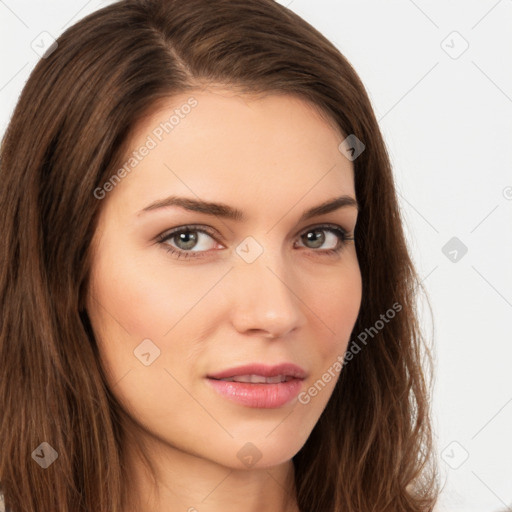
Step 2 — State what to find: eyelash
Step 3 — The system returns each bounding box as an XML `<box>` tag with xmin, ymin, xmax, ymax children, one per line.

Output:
<box><xmin>156</xmin><ymin>223</ymin><xmax>355</xmax><ymax>260</ymax></box>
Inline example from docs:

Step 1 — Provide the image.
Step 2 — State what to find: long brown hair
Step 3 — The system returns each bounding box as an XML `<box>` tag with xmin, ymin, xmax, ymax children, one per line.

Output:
<box><xmin>0</xmin><ymin>0</ymin><xmax>439</xmax><ymax>510</ymax></box>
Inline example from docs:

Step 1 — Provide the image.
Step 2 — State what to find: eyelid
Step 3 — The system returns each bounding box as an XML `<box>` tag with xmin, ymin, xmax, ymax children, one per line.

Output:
<box><xmin>295</xmin><ymin>221</ymin><xmax>351</xmax><ymax>238</ymax></box>
<box><xmin>155</xmin><ymin>224</ymin><xmax>222</xmax><ymax>244</ymax></box>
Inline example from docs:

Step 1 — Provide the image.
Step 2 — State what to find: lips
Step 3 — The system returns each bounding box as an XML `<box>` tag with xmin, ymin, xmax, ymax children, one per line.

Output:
<box><xmin>205</xmin><ymin>363</ymin><xmax>307</xmax><ymax>408</ymax></box>
<box><xmin>207</xmin><ymin>363</ymin><xmax>308</xmax><ymax>381</ymax></box>
<box><xmin>217</xmin><ymin>375</ymin><xmax>292</xmax><ymax>383</ymax></box>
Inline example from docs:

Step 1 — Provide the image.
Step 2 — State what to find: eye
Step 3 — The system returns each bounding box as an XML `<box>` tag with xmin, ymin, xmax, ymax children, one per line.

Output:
<box><xmin>295</xmin><ymin>224</ymin><xmax>354</xmax><ymax>255</ymax></box>
<box><xmin>156</xmin><ymin>223</ymin><xmax>354</xmax><ymax>260</ymax></box>
<box><xmin>156</xmin><ymin>225</ymin><xmax>221</xmax><ymax>259</ymax></box>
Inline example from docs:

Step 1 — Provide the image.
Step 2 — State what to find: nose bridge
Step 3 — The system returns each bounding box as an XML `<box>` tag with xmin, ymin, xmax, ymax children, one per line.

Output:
<box><xmin>229</xmin><ymin>236</ymin><xmax>304</xmax><ymax>337</ymax></box>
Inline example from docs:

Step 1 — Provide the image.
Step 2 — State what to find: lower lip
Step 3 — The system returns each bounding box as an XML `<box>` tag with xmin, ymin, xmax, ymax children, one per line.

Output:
<box><xmin>206</xmin><ymin>377</ymin><xmax>303</xmax><ymax>408</ymax></box>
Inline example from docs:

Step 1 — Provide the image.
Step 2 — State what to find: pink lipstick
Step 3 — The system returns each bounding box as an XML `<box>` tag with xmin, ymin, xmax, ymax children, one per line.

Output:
<box><xmin>206</xmin><ymin>363</ymin><xmax>307</xmax><ymax>408</ymax></box>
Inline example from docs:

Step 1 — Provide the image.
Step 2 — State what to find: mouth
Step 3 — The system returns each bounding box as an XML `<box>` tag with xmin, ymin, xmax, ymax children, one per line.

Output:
<box><xmin>207</xmin><ymin>362</ymin><xmax>307</xmax><ymax>381</ymax></box>
<box><xmin>206</xmin><ymin>363</ymin><xmax>307</xmax><ymax>408</ymax></box>
<box><xmin>209</xmin><ymin>374</ymin><xmax>296</xmax><ymax>384</ymax></box>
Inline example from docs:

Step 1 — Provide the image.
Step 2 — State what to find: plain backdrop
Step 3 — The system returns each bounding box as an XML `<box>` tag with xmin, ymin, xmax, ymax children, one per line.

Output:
<box><xmin>1</xmin><ymin>1</ymin><xmax>511</xmax><ymax>511</ymax></box>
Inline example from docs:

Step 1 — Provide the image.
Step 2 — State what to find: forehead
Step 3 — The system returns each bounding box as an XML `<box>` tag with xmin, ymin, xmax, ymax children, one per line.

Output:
<box><xmin>104</xmin><ymin>88</ymin><xmax>355</xmax><ymax>218</ymax></box>
<box><xmin>136</xmin><ymin>87</ymin><xmax>344</xmax><ymax>144</ymax></box>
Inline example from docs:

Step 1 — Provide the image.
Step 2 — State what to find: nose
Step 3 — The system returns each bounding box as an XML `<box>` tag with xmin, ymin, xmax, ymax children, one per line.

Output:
<box><xmin>228</xmin><ymin>249</ymin><xmax>306</xmax><ymax>339</ymax></box>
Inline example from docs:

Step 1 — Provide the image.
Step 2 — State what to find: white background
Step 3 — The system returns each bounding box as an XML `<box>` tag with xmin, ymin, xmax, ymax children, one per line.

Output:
<box><xmin>1</xmin><ymin>1</ymin><xmax>511</xmax><ymax>510</ymax></box>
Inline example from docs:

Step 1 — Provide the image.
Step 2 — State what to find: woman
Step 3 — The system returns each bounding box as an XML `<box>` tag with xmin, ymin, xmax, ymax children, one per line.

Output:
<box><xmin>0</xmin><ymin>0</ymin><xmax>439</xmax><ymax>510</ymax></box>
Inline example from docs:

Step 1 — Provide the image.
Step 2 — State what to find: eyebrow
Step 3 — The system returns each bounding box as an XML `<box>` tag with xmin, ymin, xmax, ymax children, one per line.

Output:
<box><xmin>138</xmin><ymin>194</ymin><xmax>359</xmax><ymax>222</ymax></box>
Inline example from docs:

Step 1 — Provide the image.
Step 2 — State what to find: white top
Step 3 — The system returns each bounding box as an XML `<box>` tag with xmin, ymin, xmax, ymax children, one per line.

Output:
<box><xmin>0</xmin><ymin>488</ymin><xmax>5</xmax><ymax>512</ymax></box>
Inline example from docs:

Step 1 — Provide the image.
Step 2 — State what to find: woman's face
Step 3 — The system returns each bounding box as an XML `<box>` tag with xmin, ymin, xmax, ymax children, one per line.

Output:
<box><xmin>86</xmin><ymin>88</ymin><xmax>362</xmax><ymax>470</ymax></box>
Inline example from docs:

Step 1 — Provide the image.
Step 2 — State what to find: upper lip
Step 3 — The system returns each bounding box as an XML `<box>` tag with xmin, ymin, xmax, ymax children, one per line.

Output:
<box><xmin>207</xmin><ymin>363</ymin><xmax>307</xmax><ymax>380</ymax></box>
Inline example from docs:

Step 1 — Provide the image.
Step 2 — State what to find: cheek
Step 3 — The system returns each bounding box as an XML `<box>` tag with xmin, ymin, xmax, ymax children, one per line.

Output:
<box><xmin>89</xmin><ymin>245</ymin><xmax>220</xmax><ymax>340</ymax></box>
<box><xmin>295</xmin><ymin>266</ymin><xmax>361</xmax><ymax>416</ymax></box>
<box><xmin>86</xmin><ymin>242</ymin><xmax>229</xmax><ymax>393</ymax></box>
<box><xmin>304</xmin><ymin>257</ymin><xmax>362</xmax><ymax>355</ymax></box>
<box><xmin>86</xmin><ymin>253</ymin><xmax>214</xmax><ymax>419</ymax></box>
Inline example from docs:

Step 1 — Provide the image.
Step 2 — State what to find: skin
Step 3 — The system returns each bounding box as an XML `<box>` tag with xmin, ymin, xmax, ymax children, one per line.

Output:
<box><xmin>86</xmin><ymin>87</ymin><xmax>362</xmax><ymax>512</ymax></box>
